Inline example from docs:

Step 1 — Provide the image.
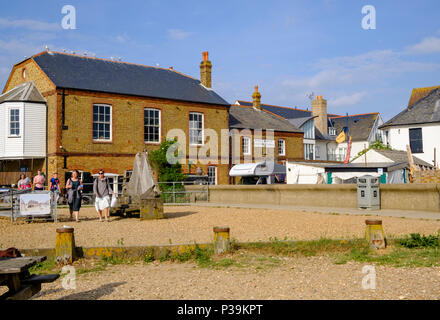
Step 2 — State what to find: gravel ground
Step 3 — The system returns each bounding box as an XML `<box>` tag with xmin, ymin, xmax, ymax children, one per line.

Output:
<box><xmin>1</xmin><ymin>206</ymin><xmax>440</xmax><ymax>249</ymax></box>
<box><xmin>31</xmin><ymin>256</ymin><xmax>440</xmax><ymax>300</ymax></box>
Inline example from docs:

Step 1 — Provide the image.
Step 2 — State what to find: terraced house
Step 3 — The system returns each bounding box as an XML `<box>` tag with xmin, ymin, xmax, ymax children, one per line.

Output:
<box><xmin>235</xmin><ymin>95</ymin><xmax>383</xmax><ymax>162</ymax></box>
<box><xmin>229</xmin><ymin>86</ymin><xmax>303</xmax><ymax>165</ymax></box>
<box><xmin>0</xmin><ymin>50</ymin><xmax>231</xmax><ymax>188</ymax></box>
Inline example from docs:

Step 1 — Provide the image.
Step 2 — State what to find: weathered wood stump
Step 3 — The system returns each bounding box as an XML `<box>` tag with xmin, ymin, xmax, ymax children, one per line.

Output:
<box><xmin>55</xmin><ymin>227</ymin><xmax>76</xmax><ymax>264</ymax></box>
<box><xmin>365</xmin><ymin>219</ymin><xmax>386</xmax><ymax>249</ymax></box>
<box><xmin>213</xmin><ymin>226</ymin><xmax>231</xmax><ymax>254</ymax></box>
<box><xmin>139</xmin><ymin>197</ymin><xmax>164</xmax><ymax>220</ymax></box>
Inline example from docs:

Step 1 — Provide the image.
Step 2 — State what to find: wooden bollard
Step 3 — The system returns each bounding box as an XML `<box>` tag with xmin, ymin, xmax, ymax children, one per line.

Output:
<box><xmin>365</xmin><ymin>219</ymin><xmax>386</xmax><ymax>249</ymax></box>
<box><xmin>213</xmin><ymin>227</ymin><xmax>230</xmax><ymax>254</ymax></box>
<box><xmin>55</xmin><ymin>227</ymin><xmax>76</xmax><ymax>265</ymax></box>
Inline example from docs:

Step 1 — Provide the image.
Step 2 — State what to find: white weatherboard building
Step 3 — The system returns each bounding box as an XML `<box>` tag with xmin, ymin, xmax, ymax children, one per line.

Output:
<box><xmin>0</xmin><ymin>81</ymin><xmax>47</xmax><ymax>172</ymax></box>
<box><xmin>380</xmin><ymin>87</ymin><xmax>440</xmax><ymax>167</ymax></box>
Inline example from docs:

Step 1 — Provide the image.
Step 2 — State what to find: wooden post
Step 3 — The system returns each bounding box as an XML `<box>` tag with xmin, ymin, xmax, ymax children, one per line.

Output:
<box><xmin>364</xmin><ymin>143</ymin><xmax>367</xmax><ymax>166</ymax></box>
<box><xmin>213</xmin><ymin>226</ymin><xmax>231</xmax><ymax>254</ymax></box>
<box><xmin>55</xmin><ymin>227</ymin><xmax>76</xmax><ymax>264</ymax></box>
<box><xmin>365</xmin><ymin>219</ymin><xmax>386</xmax><ymax>249</ymax></box>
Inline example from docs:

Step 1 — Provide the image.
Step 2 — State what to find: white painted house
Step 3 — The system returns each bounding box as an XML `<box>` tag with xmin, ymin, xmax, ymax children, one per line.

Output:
<box><xmin>380</xmin><ymin>87</ymin><xmax>440</xmax><ymax>167</ymax></box>
<box><xmin>0</xmin><ymin>81</ymin><xmax>47</xmax><ymax>172</ymax></box>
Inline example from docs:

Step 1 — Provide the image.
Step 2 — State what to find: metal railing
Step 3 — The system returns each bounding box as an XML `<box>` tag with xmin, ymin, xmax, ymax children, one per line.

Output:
<box><xmin>157</xmin><ymin>181</ymin><xmax>209</xmax><ymax>204</ymax></box>
<box><xmin>55</xmin><ymin>180</ymin><xmax>209</xmax><ymax>206</ymax></box>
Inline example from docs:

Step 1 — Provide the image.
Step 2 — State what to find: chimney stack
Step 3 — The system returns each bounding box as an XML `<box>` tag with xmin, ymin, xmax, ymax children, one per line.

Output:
<box><xmin>311</xmin><ymin>95</ymin><xmax>328</xmax><ymax>136</ymax></box>
<box><xmin>200</xmin><ymin>51</ymin><xmax>212</xmax><ymax>88</ymax></box>
<box><xmin>252</xmin><ymin>85</ymin><xmax>261</xmax><ymax>110</ymax></box>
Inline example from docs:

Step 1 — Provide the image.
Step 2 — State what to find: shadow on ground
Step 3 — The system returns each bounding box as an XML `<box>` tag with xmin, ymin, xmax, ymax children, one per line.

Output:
<box><xmin>56</xmin><ymin>281</ymin><xmax>126</xmax><ymax>300</ymax></box>
<box><xmin>164</xmin><ymin>211</ymin><xmax>197</xmax><ymax>219</ymax></box>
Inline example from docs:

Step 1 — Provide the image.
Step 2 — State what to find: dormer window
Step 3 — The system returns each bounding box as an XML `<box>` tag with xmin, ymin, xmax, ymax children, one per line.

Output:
<box><xmin>329</xmin><ymin>127</ymin><xmax>336</xmax><ymax>136</ymax></box>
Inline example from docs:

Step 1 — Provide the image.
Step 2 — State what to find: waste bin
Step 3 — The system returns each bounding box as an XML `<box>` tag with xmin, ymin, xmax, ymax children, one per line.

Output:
<box><xmin>357</xmin><ymin>175</ymin><xmax>380</xmax><ymax>210</ymax></box>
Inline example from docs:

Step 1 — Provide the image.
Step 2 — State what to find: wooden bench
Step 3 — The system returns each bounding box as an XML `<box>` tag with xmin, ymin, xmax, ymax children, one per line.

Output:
<box><xmin>0</xmin><ymin>256</ymin><xmax>59</xmax><ymax>300</ymax></box>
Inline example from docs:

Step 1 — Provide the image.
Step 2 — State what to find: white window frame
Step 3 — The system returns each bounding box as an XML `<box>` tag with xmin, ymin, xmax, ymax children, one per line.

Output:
<box><xmin>8</xmin><ymin>108</ymin><xmax>20</xmax><ymax>137</ymax></box>
<box><xmin>242</xmin><ymin>136</ymin><xmax>251</xmax><ymax>156</ymax></box>
<box><xmin>144</xmin><ymin>108</ymin><xmax>161</xmax><ymax>144</ymax></box>
<box><xmin>278</xmin><ymin>139</ymin><xmax>286</xmax><ymax>156</ymax></box>
<box><xmin>93</xmin><ymin>104</ymin><xmax>112</xmax><ymax>142</ymax></box>
<box><xmin>189</xmin><ymin>112</ymin><xmax>204</xmax><ymax>146</ymax></box>
<box><xmin>208</xmin><ymin>166</ymin><xmax>217</xmax><ymax>185</ymax></box>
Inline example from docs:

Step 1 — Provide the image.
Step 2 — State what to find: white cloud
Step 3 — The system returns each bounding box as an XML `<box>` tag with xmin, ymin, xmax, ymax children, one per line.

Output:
<box><xmin>282</xmin><ymin>49</ymin><xmax>438</xmax><ymax>91</ymax></box>
<box><xmin>406</xmin><ymin>36</ymin><xmax>440</xmax><ymax>54</ymax></box>
<box><xmin>0</xmin><ymin>18</ymin><xmax>60</xmax><ymax>31</ymax></box>
<box><xmin>167</xmin><ymin>29</ymin><xmax>192</xmax><ymax>40</ymax></box>
<box><xmin>116</xmin><ymin>35</ymin><xmax>128</xmax><ymax>43</ymax></box>
<box><xmin>330</xmin><ymin>92</ymin><xmax>367</xmax><ymax>107</ymax></box>
<box><xmin>0</xmin><ymin>39</ymin><xmax>42</xmax><ymax>55</ymax></box>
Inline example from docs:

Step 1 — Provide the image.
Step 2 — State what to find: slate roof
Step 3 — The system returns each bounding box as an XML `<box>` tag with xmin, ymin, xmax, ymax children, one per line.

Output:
<box><xmin>374</xmin><ymin>149</ymin><xmax>433</xmax><ymax>167</ymax></box>
<box><xmin>329</xmin><ymin>113</ymin><xmax>378</xmax><ymax>142</ymax></box>
<box><xmin>0</xmin><ymin>81</ymin><xmax>46</xmax><ymax>104</ymax></box>
<box><xmin>26</xmin><ymin>51</ymin><xmax>229</xmax><ymax>106</ymax></box>
<box><xmin>380</xmin><ymin>88</ymin><xmax>440</xmax><ymax>128</ymax></box>
<box><xmin>287</xmin><ymin>116</ymin><xmax>334</xmax><ymax>141</ymax></box>
<box><xmin>287</xmin><ymin>116</ymin><xmax>316</xmax><ymax>128</ymax></box>
<box><xmin>229</xmin><ymin>105</ymin><xmax>303</xmax><ymax>133</ymax></box>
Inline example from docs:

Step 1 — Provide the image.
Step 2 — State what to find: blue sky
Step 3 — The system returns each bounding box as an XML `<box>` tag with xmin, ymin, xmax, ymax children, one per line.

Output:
<box><xmin>1</xmin><ymin>0</ymin><xmax>440</xmax><ymax>121</ymax></box>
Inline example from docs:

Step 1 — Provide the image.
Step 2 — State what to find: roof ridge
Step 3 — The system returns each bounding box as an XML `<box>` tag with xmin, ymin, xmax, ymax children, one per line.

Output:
<box><xmin>329</xmin><ymin>112</ymin><xmax>378</xmax><ymax>119</ymax></box>
<box><xmin>408</xmin><ymin>85</ymin><xmax>440</xmax><ymax>106</ymax></box>
<box><xmin>381</xmin><ymin>87</ymin><xmax>440</xmax><ymax>127</ymax></box>
<box><xmin>237</xmin><ymin>100</ymin><xmax>341</xmax><ymax>117</ymax></box>
<box><xmin>31</xmin><ymin>50</ymin><xmax>198</xmax><ymax>81</ymax></box>
<box><xmin>407</xmin><ymin>87</ymin><xmax>440</xmax><ymax>109</ymax></box>
<box><xmin>237</xmin><ymin>100</ymin><xmax>310</xmax><ymax>112</ymax></box>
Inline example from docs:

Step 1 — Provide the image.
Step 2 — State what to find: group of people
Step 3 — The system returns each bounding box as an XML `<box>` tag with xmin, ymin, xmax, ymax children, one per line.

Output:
<box><xmin>17</xmin><ymin>169</ymin><xmax>117</xmax><ymax>223</ymax></box>
<box><xmin>17</xmin><ymin>169</ymin><xmax>49</xmax><ymax>191</ymax></box>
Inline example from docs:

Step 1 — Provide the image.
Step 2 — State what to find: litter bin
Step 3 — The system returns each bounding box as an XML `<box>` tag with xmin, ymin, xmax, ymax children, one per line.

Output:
<box><xmin>357</xmin><ymin>175</ymin><xmax>380</xmax><ymax>210</ymax></box>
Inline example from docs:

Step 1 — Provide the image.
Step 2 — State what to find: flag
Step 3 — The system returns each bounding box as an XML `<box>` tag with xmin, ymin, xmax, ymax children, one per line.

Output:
<box><xmin>336</xmin><ymin>131</ymin><xmax>346</xmax><ymax>143</ymax></box>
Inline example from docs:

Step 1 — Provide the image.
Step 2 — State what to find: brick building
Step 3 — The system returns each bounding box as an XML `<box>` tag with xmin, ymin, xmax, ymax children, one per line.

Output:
<box><xmin>1</xmin><ymin>50</ymin><xmax>231</xmax><ymax>187</ymax></box>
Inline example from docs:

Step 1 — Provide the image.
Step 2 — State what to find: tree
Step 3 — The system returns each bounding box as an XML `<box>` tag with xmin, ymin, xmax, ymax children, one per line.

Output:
<box><xmin>148</xmin><ymin>139</ymin><xmax>186</xmax><ymax>191</ymax></box>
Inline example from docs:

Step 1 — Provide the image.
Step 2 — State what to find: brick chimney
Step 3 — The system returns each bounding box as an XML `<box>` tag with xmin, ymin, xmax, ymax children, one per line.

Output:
<box><xmin>200</xmin><ymin>51</ymin><xmax>212</xmax><ymax>88</ymax></box>
<box><xmin>252</xmin><ymin>85</ymin><xmax>261</xmax><ymax>110</ymax></box>
<box><xmin>311</xmin><ymin>95</ymin><xmax>328</xmax><ymax>135</ymax></box>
